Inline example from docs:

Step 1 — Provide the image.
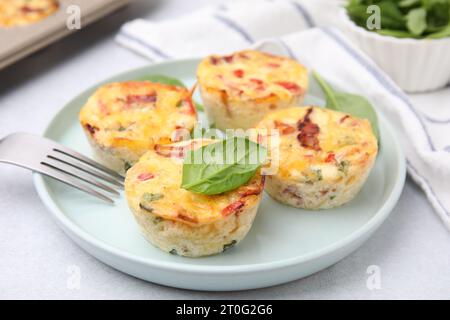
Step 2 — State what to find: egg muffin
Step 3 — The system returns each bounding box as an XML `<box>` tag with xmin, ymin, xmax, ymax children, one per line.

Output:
<box><xmin>0</xmin><ymin>0</ymin><xmax>59</xmax><ymax>27</ymax></box>
<box><xmin>125</xmin><ymin>139</ymin><xmax>265</xmax><ymax>257</ymax></box>
<box><xmin>197</xmin><ymin>50</ymin><xmax>308</xmax><ymax>130</ymax></box>
<box><xmin>256</xmin><ymin>106</ymin><xmax>378</xmax><ymax>209</ymax></box>
<box><xmin>79</xmin><ymin>81</ymin><xmax>197</xmax><ymax>175</ymax></box>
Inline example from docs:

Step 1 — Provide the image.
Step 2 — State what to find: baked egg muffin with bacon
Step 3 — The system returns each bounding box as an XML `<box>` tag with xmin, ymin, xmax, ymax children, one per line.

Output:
<box><xmin>79</xmin><ymin>81</ymin><xmax>197</xmax><ymax>175</ymax></box>
<box><xmin>124</xmin><ymin>139</ymin><xmax>265</xmax><ymax>257</ymax></box>
<box><xmin>197</xmin><ymin>50</ymin><xmax>308</xmax><ymax>130</ymax></box>
<box><xmin>0</xmin><ymin>0</ymin><xmax>59</xmax><ymax>27</ymax></box>
<box><xmin>256</xmin><ymin>106</ymin><xmax>378</xmax><ymax>209</ymax></box>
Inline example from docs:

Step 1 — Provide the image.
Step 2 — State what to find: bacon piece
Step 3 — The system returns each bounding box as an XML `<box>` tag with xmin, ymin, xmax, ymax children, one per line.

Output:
<box><xmin>154</xmin><ymin>141</ymin><xmax>197</xmax><ymax>159</ymax></box>
<box><xmin>177</xmin><ymin>211</ymin><xmax>198</xmax><ymax>224</ymax></box>
<box><xmin>154</xmin><ymin>145</ymin><xmax>184</xmax><ymax>158</ymax></box>
<box><xmin>274</xmin><ymin>120</ymin><xmax>296</xmax><ymax>135</ymax></box>
<box><xmin>184</xmin><ymin>97</ymin><xmax>196</xmax><ymax>115</ymax></box>
<box><xmin>84</xmin><ymin>123</ymin><xmax>99</xmax><ymax>136</ymax></box>
<box><xmin>137</xmin><ymin>173</ymin><xmax>155</xmax><ymax>181</ymax></box>
<box><xmin>97</xmin><ymin>101</ymin><xmax>109</xmax><ymax>116</ymax></box>
<box><xmin>266</xmin><ymin>63</ymin><xmax>280</xmax><ymax>68</ymax></box>
<box><xmin>283</xmin><ymin>187</ymin><xmax>303</xmax><ymax>202</ymax></box>
<box><xmin>125</xmin><ymin>93</ymin><xmax>157</xmax><ymax>105</ymax></box>
<box><xmin>238</xmin><ymin>52</ymin><xmax>250</xmax><ymax>59</ymax></box>
<box><xmin>340</xmin><ymin>115</ymin><xmax>350</xmax><ymax>123</ymax></box>
<box><xmin>249</xmin><ymin>78</ymin><xmax>266</xmax><ymax>91</ymax></box>
<box><xmin>233</xmin><ymin>69</ymin><xmax>244</xmax><ymax>78</ymax></box>
<box><xmin>275</xmin><ymin>81</ymin><xmax>303</xmax><ymax>95</ymax></box>
<box><xmin>223</xmin><ymin>55</ymin><xmax>234</xmax><ymax>63</ymax></box>
<box><xmin>325</xmin><ymin>153</ymin><xmax>336</xmax><ymax>163</ymax></box>
<box><xmin>21</xmin><ymin>6</ymin><xmax>45</xmax><ymax>13</ymax></box>
<box><xmin>239</xmin><ymin>180</ymin><xmax>265</xmax><ymax>197</ymax></box>
<box><xmin>250</xmin><ymin>78</ymin><xmax>264</xmax><ymax>85</ymax></box>
<box><xmin>297</xmin><ymin>108</ymin><xmax>321</xmax><ymax>151</ymax></box>
<box><xmin>221</xmin><ymin>201</ymin><xmax>245</xmax><ymax>217</ymax></box>
<box><xmin>210</xmin><ymin>56</ymin><xmax>219</xmax><ymax>65</ymax></box>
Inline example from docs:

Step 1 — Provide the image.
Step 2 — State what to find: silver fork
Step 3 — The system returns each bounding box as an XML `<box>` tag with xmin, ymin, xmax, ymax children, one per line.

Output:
<box><xmin>0</xmin><ymin>132</ymin><xmax>124</xmax><ymax>204</ymax></box>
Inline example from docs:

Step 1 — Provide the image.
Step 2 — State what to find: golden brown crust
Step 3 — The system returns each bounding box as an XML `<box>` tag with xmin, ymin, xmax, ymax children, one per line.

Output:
<box><xmin>0</xmin><ymin>0</ymin><xmax>59</xmax><ymax>27</ymax></box>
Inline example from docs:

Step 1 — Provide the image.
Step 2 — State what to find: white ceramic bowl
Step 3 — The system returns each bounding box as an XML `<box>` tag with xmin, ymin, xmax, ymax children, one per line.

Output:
<box><xmin>339</xmin><ymin>9</ymin><xmax>450</xmax><ymax>93</ymax></box>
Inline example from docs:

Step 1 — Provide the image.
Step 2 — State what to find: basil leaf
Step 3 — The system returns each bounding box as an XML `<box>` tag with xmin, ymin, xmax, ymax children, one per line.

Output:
<box><xmin>194</xmin><ymin>101</ymin><xmax>204</xmax><ymax>112</ymax></box>
<box><xmin>136</xmin><ymin>74</ymin><xmax>186</xmax><ymax>87</ymax></box>
<box><xmin>427</xmin><ymin>23</ymin><xmax>450</xmax><ymax>38</ymax></box>
<box><xmin>399</xmin><ymin>0</ymin><xmax>421</xmax><ymax>8</ymax></box>
<box><xmin>181</xmin><ymin>137</ymin><xmax>266</xmax><ymax>195</ymax></box>
<box><xmin>406</xmin><ymin>8</ymin><xmax>427</xmax><ymax>36</ymax></box>
<box><xmin>312</xmin><ymin>71</ymin><xmax>380</xmax><ymax>143</ymax></box>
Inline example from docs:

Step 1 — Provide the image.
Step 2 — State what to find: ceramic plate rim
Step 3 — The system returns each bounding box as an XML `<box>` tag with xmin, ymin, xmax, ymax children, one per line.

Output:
<box><xmin>32</xmin><ymin>58</ymin><xmax>406</xmax><ymax>275</ymax></box>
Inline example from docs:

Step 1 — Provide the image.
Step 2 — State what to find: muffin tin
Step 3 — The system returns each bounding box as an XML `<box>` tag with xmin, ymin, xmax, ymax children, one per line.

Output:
<box><xmin>0</xmin><ymin>0</ymin><xmax>130</xmax><ymax>70</ymax></box>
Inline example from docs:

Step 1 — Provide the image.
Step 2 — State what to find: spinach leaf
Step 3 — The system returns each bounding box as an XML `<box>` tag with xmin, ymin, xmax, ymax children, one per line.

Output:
<box><xmin>345</xmin><ymin>0</ymin><xmax>450</xmax><ymax>39</ymax></box>
<box><xmin>312</xmin><ymin>71</ymin><xmax>380</xmax><ymax>143</ymax></box>
<box><xmin>427</xmin><ymin>23</ymin><xmax>450</xmax><ymax>38</ymax></box>
<box><xmin>399</xmin><ymin>0</ymin><xmax>421</xmax><ymax>8</ymax></box>
<box><xmin>181</xmin><ymin>137</ymin><xmax>266</xmax><ymax>195</ymax></box>
<box><xmin>376</xmin><ymin>29</ymin><xmax>420</xmax><ymax>38</ymax></box>
<box><xmin>406</xmin><ymin>8</ymin><xmax>428</xmax><ymax>36</ymax></box>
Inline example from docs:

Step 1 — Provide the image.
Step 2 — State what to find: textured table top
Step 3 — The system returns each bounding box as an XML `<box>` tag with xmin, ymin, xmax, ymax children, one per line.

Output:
<box><xmin>0</xmin><ymin>0</ymin><xmax>449</xmax><ymax>300</ymax></box>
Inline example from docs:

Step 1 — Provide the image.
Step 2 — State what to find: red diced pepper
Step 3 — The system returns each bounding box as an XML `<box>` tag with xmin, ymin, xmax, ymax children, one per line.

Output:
<box><xmin>233</xmin><ymin>69</ymin><xmax>244</xmax><ymax>78</ymax></box>
<box><xmin>137</xmin><ymin>173</ymin><xmax>155</xmax><ymax>181</ymax></box>
<box><xmin>275</xmin><ymin>81</ymin><xmax>303</xmax><ymax>94</ymax></box>
<box><xmin>325</xmin><ymin>153</ymin><xmax>336</xmax><ymax>163</ymax></box>
<box><xmin>221</xmin><ymin>201</ymin><xmax>244</xmax><ymax>217</ymax></box>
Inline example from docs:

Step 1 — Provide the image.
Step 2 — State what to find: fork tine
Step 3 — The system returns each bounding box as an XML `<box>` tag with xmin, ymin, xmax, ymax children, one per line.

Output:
<box><xmin>38</xmin><ymin>163</ymin><xmax>114</xmax><ymax>204</ymax></box>
<box><xmin>47</xmin><ymin>154</ymin><xmax>124</xmax><ymax>188</ymax></box>
<box><xmin>41</xmin><ymin>160</ymin><xmax>120</xmax><ymax>196</ymax></box>
<box><xmin>52</xmin><ymin>147</ymin><xmax>125</xmax><ymax>181</ymax></box>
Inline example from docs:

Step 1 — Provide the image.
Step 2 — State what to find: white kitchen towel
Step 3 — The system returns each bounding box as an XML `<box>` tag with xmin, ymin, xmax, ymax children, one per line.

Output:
<box><xmin>116</xmin><ymin>0</ymin><xmax>450</xmax><ymax>230</ymax></box>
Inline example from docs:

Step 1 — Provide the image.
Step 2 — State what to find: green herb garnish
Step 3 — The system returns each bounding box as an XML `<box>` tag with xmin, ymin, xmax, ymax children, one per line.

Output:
<box><xmin>181</xmin><ymin>137</ymin><xmax>267</xmax><ymax>195</ymax></box>
<box><xmin>346</xmin><ymin>0</ymin><xmax>450</xmax><ymax>39</ymax></box>
<box><xmin>139</xmin><ymin>193</ymin><xmax>164</xmax><ymax>212</ymax></box>
<box><xmin>223</xmin><ymin>240</ymin><xmax>237</xmax><ymax>252</ymax></box>
<box><xmin>312</xmin><ymin>71</ymin><xmax>380</xmax><ymax>143</ymax></box>
<box><xmin>124</xmin><ymin>161</ymin><xmax>132</xmax><ymax>172</ymax></box>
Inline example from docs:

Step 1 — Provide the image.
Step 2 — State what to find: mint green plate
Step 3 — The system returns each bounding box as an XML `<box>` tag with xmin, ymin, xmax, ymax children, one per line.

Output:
<box><xmin>33</xmin><ymin>59</ymin><xmax>406</xmax><ymax>291</ymax></box>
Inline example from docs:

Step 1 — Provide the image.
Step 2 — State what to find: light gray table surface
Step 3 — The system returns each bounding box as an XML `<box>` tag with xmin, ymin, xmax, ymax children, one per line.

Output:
<box><xmin>1</xmin><ymin>0</ymin><xmax>449</xmax><ymax>300</ymax></box>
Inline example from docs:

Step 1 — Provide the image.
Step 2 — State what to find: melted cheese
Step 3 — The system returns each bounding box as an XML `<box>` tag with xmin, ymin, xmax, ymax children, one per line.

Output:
<box><xmin>0</xmin><ymin>0</ymin><xmax>59</xmax><ymax>27</ymax></box>
<box><xmin>197</xmin><ymin>50</ymin><xmax>308</xmax><ymax>102</ymax></box>
<box><xmin>79</xmin><ymin>81</ymin><xmax>197</xmax><ymax>153</ymax></box>
<box><xmin>125</xmin><ymin>140</ymin><xmax>264</xmax><ymax>225</ymax></box>
<box><xmin>256</xmin><ymin>106</ymin><xmax>378</xmax><ymax>183</ymax></box>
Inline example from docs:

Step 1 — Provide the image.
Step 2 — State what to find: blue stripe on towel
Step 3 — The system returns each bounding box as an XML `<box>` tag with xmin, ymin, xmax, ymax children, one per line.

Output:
<box><xmin>213</xmin><ymin>14</ymin><xmax>254</xmax><ymax>43</ymax></box>
<box><xmin>407</xmin><ymin>160</ymin><xmax>450</xmax><ymax>218</ymax></box>
<box><xmin>118</xmin><ymin>30</ymin><xmax>172</xmax><ymax>59</ymax></box>
<box><xmin>290</xmin><ymin>1</ymin><xmax>315</xmax><ymax>27</ymax></box>
<box><xmin>421</xmin><ymin>113</ymin><xmax>450</xmax><ymax>124</ymax></box>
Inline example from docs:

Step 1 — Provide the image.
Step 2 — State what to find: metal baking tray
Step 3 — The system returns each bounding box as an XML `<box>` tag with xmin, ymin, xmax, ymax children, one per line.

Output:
<box><xmin>0</xmin><ymin>0</ymin><xmax>130</xmax><ymax>70</ymax></box>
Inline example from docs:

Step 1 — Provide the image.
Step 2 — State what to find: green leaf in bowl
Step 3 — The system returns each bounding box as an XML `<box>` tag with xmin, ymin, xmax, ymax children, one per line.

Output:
<box><xmin>406</xmin><ymin>7</ymin><xmax>428</xmax><ymax>36</ymax></box>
